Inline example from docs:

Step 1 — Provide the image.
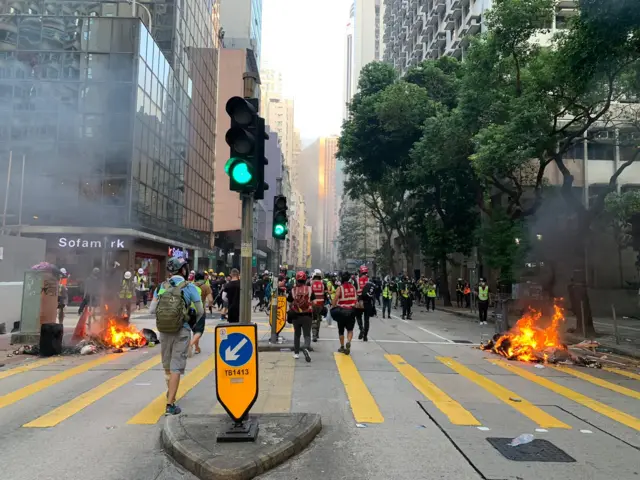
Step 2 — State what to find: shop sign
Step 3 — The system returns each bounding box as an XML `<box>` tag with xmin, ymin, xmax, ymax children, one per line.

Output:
<box><xmin>57</xmin><ymin>237</ymin><xmax>127</xmax><ymax>249</ymax></box>
<box><xmin>168</xmin><ymin>246</ymin><xmax>189</xmax><ymax>259</ymax></box>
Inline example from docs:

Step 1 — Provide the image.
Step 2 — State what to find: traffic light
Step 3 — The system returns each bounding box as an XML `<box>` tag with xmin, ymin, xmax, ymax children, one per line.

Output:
<box><xmin>272</xmin><ymin>195</ymin><xmax>288</xmax><ymax>239</ymax></box>
<box><xmin>225</xmin><ymin>96</ymin><xmax>259</xmax><ymax>193</ymax></box>
<box><xmin>254</xmin><ymin>116</ymin><xmax>269</xmax><ymax>200</ymax></box>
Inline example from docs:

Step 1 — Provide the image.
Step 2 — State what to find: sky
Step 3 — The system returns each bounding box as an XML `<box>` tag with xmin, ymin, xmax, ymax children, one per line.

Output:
<box><xmin>261</xmin><ymin>0</ymin><xmax>350</xmax><ymax>142</ymax></box>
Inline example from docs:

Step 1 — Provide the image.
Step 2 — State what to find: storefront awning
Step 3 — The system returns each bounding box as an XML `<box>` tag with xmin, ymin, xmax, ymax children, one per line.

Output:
<box><xmin>15</xmin><ymin>226</ymin><xmax>204</xmax><ymax>251</ymax></box>
<box><xmin>255</xmin><ymin>249</ymin><xmax>267</xmax><ymax>258</ymax></box>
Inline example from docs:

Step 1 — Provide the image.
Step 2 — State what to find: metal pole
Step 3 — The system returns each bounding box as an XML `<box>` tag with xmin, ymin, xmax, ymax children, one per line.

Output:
<box><xmin>101</xmin><ymin>235</ymin><xmax>108</xmax><ymax>329</ymax></box>
<box><xmin>2</xmin><ymin>151</ymin><xmax>12</xmax><ymax>228</ymax></box>
<box><xmin>18</xmin><ymin>155</ymin><xmax>25</xmax><ymax>231</ymax></box>
<box><xmin>269</xmin><ymin>241</ymin><xmax>280</xmax><ymax>344</ymax></box>
<box><xmin>580</xmin><ymin>300</ymin><xmax>586</xmax><ymax>338</ymax></box>
<box><xmin>240</xmin><ymin>194</ymin><xmax>254</xmax><ymax>324</ymax></box>
<box><xmin>611</xmin><ymin>304</ymin><xmax>620</xmax><ymax>345</ymax></box>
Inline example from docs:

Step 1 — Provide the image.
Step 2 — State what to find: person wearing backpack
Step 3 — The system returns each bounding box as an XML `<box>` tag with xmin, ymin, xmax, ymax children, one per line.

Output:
<box><xmin>286</xmin><ymin>271</ymin><xmax>315</xmax><ymax>362</ymax></box>
<box><xmin>149</xmin><ymin>256</ymin><xmax>203</xmax><ymax>416</ymax></box>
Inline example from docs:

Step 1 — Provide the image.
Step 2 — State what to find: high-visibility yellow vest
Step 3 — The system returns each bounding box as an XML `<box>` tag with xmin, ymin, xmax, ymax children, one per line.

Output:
<box><xmin>190</xmin><ymin>285</ymin><xmax>202</xmax><ymax>309</ymax></box>
<box><xmin>382</xmin><ymin>286</ymin><xmax>392</xmax><ymax>299</ymax></box>
<box><xmin>119</xmin><ymin>280</ymin><xmax>133</xmax><ymax>299</ymax></box>
<box><xmin>478</xmin><ymin>286</ymin><xmax>489</xmax><ymax>301</ymax></box>
<box><xmin>427</xmin><ymin>286</ymin><xmax>436</xmax><ymax>298</ymax></box>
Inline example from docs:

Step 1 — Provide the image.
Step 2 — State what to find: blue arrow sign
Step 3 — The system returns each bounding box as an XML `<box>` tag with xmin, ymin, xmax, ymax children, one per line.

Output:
<box><xmin>219</xmin><ymin>332</ymin><xmax>254</xmax><ymax>367</ymax></box>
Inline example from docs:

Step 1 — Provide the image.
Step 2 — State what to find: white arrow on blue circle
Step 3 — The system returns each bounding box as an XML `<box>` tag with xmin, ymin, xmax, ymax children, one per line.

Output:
<box><xmin>225</xmin><ymin>338</ymin><xmax>248</xmax><ymax>362</ymax></box>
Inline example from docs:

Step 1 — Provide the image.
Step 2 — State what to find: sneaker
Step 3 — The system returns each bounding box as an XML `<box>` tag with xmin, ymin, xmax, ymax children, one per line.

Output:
<box><xmin>358</xmin><ymin>331</ymin><xmax>364</xmax><ymax>340</ymax></box>
<box><xmin>401</xmin><ymin>315</ymin><xmax>405</xmax><ymax>320</ymax></box>
<box><xmin>302</xmin><ymin>348</ymin><xmax>311</xmax><ymax>363</ymax></box>
<box><xmin>312</xmin><ymin>336</ymin><xmax>318</xmax><ymax>343</ymax></box>
<box><xmin>363</xmin><ymin>336</ymin><xmax>368</xmax><ymax>342</ymax></box>
<box><xmin>345</xmin><ymin>342</ymin><xmax>351</xmax><ymax>355</ymax></box>
<box><xmin>165</xmin><ymin>404</ymin><xmax>182</xmax><ymax>416</ymax></box>
<box><xmin>293</xmin><ymin>353</ymin><xmax>300</xmax><ymax>359</ymax></box>
<box><xmin>338</xmin><ymin>346</ymin><xmax>346</xmax><ymax>354</ymax></box>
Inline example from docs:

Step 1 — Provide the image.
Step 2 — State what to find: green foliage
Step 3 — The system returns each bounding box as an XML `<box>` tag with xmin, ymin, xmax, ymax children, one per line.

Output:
<box><xmin>604</xmin><ymin>191</ymin><xmax>640</xmax><ymax>248</ymax></box>
<box><xmin>479</xmin><ymin>209</ymin><xmax>528</xmax><ymax>283</ymax></box>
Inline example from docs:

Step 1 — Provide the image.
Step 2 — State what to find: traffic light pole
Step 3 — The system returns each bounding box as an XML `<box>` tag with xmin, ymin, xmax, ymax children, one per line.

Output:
<box><xmin>240</xmin><ymin>193</ymin><xmax>254</xmax><ymax>324</ymax></box>
<box><xmin>269</xmin><ymin>177</ymin><xmax>282</xmax><ymax>343</ymax></box>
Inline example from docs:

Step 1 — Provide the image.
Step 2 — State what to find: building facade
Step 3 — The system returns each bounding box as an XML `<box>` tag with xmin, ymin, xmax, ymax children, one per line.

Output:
<box><xmin>0</xmin><ymin>0</ymin><xmax>219</xmax><ymax>284</ymax></box>
<box><xmin>219</xmin><ymin>0</ymin><xmax>262</xmax><ymax>67</ymax></box>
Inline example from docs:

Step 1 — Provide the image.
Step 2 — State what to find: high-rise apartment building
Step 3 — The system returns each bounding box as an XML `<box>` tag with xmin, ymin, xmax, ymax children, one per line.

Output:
<box><xmin>219</xmin><ymin>0</ymin><xmax>263</xmax><ymax>67</ymax></box>
<box><xmin>0</xmin><ymin>0</ymin><xmax>220</xmax><ymax>283</ymax></box>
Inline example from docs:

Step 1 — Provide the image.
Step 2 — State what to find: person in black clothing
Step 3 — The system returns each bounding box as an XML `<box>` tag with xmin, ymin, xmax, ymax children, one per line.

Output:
<box><xmin>223</xmin><ymin>269</ymin><xmax>241</xmax><ymax>323</ymax></box>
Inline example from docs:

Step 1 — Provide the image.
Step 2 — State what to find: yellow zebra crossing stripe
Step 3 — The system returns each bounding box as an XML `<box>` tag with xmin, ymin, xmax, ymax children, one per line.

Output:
<box><xmin>0</xmin><ymin>355</ymin><xmax>119</xmax><ymax>409</ymax></box>
<box><xmin>603</xmin><ymin>367</ymin><xmax>640</xmax><ymax>382</ymax></box>
<box><xmin>489</xmin><ymin>359</ymin><xmax>640</xmax><ymax>432</ymax></box>
<box><xmin>334</xmin><ymin>353</ymin><xmax>384</xmax><ymax>424</ymax></box>
<box><xmin>386</xmin><ymin>354</ymin><xmax>480</xmax><ymax>426</ymax></box>
<box><xmin>437</xmin><ymin>357</ymin><xmax>570</xmax><ymax>429</ymax></box>
<box><xmin>24</xmin><ymin>356</ymin><xmax>162</xmax><ymax>428</ymax></box>
<box><xmin>550</xmin><ymin>365</ymin><xmax>640</xmax><ymax>400</ymax></box>
<box><xmin>0</xmin><ymin>357</ymin><xmax>62</xmax><ymax>380</ymax></box>
<box><xmin>127</xmin><ymin>354</ymin><xmax>215</xmax><ymax>425</ymax></box>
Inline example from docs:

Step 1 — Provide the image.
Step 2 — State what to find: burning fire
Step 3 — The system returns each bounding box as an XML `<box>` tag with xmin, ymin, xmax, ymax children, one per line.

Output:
<box><xmin>102</xmin><ymin>319</ymin><xmax>147</xmax><ymax>349</ymax></box>
<box><xmin>482</xmin><ymin>303</ymin><xmax>566</xmax><ymax>362</ymax></box>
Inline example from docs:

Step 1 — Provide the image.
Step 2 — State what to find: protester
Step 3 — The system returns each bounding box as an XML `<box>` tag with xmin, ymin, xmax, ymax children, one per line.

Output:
<box><xmin>223</xmin><ymin>269</ymin><xmax>241</xmax><ymax>323</ymax></box>
<box><xmin>287</xmin><ymin>271</ymin><xmax>314</xmax><ymax>362</ymax></box>
<box><xmin>190</xmin><ymin>272</ymin><xmax>212</xmax><ymax>354</ymax></box>
<box><xmin>331</xmin><ymin>271</ymin><xmax>357</xmax><ymax>355</ymax></box>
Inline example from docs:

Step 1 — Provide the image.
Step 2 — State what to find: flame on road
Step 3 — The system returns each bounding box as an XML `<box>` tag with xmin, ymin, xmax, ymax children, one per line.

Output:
<box><xmin>482</xmin><ymin>303</ymin><xmax>566</xmax><ymax>362</ymax></box>
<box><xmin>102</xmin><ymin>319</ymin><xmax>147</xmax><ymax>349</ymax></box>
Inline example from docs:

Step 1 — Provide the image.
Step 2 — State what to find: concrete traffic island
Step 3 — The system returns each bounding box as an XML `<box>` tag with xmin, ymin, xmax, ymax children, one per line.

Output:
<box><xmin>162</xmin><ymin>413</ymin><xmax>322</xmax><ymax>480</ymax></box>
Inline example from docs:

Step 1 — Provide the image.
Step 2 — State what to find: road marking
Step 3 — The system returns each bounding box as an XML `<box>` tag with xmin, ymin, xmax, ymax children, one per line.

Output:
<box><xmin>0</xmin><ymin>355</ymin><xmax>118</xmax><ymax>409</ymax></box>
<box><xmin>23</xmin><ymin>356</ymin><xmax>161</xmax><ymax>427</ymax></box>
<box><xmin>489</xmin><ymin>359</ymin><xmax>640</xmax><ymax>432</ymax></box>
<box><xmin>386</xmin><ymin>354</ymin><xmax>480</xmax><ymax>426</ymax></box>
<box><xmin>127</xmin><ymin>354</ymin><xmax>215</xmax><ymax>425</ymax></box>
<box><xmin>550</xmin><ymin>365</ymin><xmax>640</xmax><ymax>400</ymax></box>
<box><xmin>0</xmin><ymin>357</ymin><xmax>62</xmax><ymax>380</ymax></box>
<box><xmin>390</xmin><ymin>315</ymin><xmax>453</xmax><ymax>343</ymax></box>
<box><xmin>334</xmin><ymin>353</ymin><xmax>384</xmax><ymax>424</ymax></box>
<box><xmin>603</xmin><ymin>367</ymin><xmax>640</xmax><ymax>382</ymax></box>
<box><xmin>438</xmin><ymin>357</ymin><xmax>571</xmax><ymax>429</ymax></box>
<box><xmin>315</xmin><ymin>338</ymin><xmax>479</xmax><ymax>345</ymax></box>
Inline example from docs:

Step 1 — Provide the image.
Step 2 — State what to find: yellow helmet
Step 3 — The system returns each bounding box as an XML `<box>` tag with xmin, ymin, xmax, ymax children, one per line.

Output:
<box><xmin>218</xmin><ymin>272</ymin><xmax>225</xmax><ymax>276</ymax></box>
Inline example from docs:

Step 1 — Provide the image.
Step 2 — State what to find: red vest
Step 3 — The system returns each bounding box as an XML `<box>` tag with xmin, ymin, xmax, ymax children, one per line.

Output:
<box><xmin>291</xmin><ymin>285</ymin><xmax>313</xmax><ymax>313</ymax></box>
<box><xmin>337</xmin><ymin>283</ymin><xmax>357</xmax><ymax>309</ymax></box>
<box><xmin>311</xmin><ymin>280</ymin><xmax>324</xmax><ymax>306</ymax></box>
<box><xmin>357</xmin><ymin>275</ymin><xmax>368</xmax><ymax>294</ymax></box>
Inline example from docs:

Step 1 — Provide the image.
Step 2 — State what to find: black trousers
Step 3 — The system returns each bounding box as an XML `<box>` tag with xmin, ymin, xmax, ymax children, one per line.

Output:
<box><xmin>426</xmin><ymin>297</ymin><xmax>435</xmax><ymax>311</ymax></box>
<box><xmin>292</xmin><ymin>315</ymin><xmax>312</xmax><ymax>353</ymax></box>
<box><xmin>382</xmin><ymin>298</ymin><xmax>391</xmax><ymax>317</ymax></box>
<box><xmin>355</xmin><ymin>307</ymin><xmax>371</xmax><ymax>337</ymax></box>
<box><xmin>478</xmin><ymin>300</ymin><xmax>489</xmax><ymax>323</ymax></box>
<box><xmin>402</xmin><ymin>297</ymin><xmax>412</xmax><ymax>317</ymax></box>
<box><xmin>456</xmin><ymin>291</ymin><xmax>463</xmax><ymax>307</ymax></box>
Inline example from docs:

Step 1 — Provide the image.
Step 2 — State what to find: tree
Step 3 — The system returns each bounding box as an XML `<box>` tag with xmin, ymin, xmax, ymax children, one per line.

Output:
<box><xmin>337</xmin><ymin>196</ymin><xmax>367</xmax><ymax>265</ymax></box>
<box><xmin>602</xmin><ymin>191</ymin><xmax>640</xmax><ymax>287</ymax></box>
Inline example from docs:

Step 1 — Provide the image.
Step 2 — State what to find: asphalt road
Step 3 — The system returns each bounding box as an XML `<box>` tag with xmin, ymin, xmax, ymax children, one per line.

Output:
<box><xmin>1</xmin><ymin>305</ymin><xmax>638</xmax><ymax>480</ymax></box>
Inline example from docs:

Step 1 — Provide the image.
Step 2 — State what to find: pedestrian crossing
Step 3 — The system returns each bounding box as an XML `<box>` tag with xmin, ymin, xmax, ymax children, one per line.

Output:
<box><xmin>0</xmin><ymin>346</ymin><xmax>638</xmax><ymax>434</ymax></box>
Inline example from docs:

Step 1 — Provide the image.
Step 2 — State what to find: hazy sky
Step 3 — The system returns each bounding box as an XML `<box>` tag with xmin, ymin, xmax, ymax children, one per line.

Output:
<box><xmin>261</xmin><ymin>0</ymin><xmax>350</xmax><ymax>141</ymax></box>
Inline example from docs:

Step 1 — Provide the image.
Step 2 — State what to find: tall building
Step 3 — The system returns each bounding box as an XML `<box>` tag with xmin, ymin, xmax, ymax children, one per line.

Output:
<box><xmin>344</xmin><ymin>0</ymin><xmax>384</xmax><ymax>117</ymax></box>
<box><xmin>0</xmin><ymin>0</ymin><xmax>219</xmax><ymax>284</ymax></box>
<box><xmin>298</xmin><ymin>137</ymin><xmax>338</xmax><ymax>269</ymax></box>
<box><xmin>382</xmin><ymin>0</ymin><xmax>577</xmax><ymax>74</ymax></box>
<box><xmin>219</xmin><ymin>0</ymin><xmax>263</xmax><ymax>67</ymax></box>
<box><xmin>260</xmin><ymin>68</ymin><xmax>295</xmax><ymax>175</ymax></box>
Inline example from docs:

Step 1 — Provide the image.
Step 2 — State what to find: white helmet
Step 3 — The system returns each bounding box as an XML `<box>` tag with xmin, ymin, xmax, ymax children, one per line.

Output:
<box><xmin>313</xmin><ymin>269</ymin><xmax>322</xmax><ymax>277</ymax></box>
<box><xmin>124</xmin><ymin>271</ymin><xmax>132</xmax><ymax>279</ymax></box>
<box><xmin>60</xmin><ymin>268</ymin><xmax>67</xmax><ymax>276</ymax></box>
<box><xmin>138</xmin><ymin>268</ymin><xmax>144</xmax><ymax>275</ymax></box>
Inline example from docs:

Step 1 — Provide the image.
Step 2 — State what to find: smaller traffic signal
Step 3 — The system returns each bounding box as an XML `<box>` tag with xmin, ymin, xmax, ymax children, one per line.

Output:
<box><xmin>272</xmin><ymin>195</ymin><xmax>288</xmax><ymax>239</ymax></box>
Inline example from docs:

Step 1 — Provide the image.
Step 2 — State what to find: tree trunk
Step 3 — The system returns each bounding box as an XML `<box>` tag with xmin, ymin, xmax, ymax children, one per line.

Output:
<box><xmin>385</xmin><ymin>233</ymin><xmax>395</xmax><ymax>276</ymax></box>
<box><xmin>569</xmin><ymin>224</ymin><xmax>596</xmax><ymax>337</ymax></box>
<box><xmin>440</xmin><ymin>253</ymin><xmax>452</xmax><ymax>307</ymax></box>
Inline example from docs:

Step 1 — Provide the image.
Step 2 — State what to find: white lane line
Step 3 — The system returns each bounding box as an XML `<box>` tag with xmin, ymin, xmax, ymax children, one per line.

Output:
<box><xmin>315</xmin><ymin>338</ymin><xmax>479</xmax><ymax>345</ymax></box>
<box><xmin>390</xmin><ymin>315</ymin><xmax>454</xmax><ymax>343</ymax></box>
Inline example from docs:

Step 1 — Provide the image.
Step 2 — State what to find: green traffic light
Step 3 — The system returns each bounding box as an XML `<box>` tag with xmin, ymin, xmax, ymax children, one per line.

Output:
<box><xmin>231</xmin><ymin>161</ymin><xmax>253</xmax><ymax>185</ymax></box>
<box><xmin>224</xmin><ymin>158</ymin><xmax>234</xmax><ymax>174</ymax></box>
<box><xmin>274</xmin><ymin>224</ymin><xmax>285</xmax><ymax>236</ymax></box>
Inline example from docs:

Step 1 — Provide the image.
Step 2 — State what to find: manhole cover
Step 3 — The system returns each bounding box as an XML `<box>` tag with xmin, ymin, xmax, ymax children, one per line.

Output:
<box><xmin>452</xmin><ymin>340</ymin><xmax>473</xmax><ymax>344</ymax></box>
<box><xmin>486</xmin><ymin>438</ymin><xmax>576</xmax><ymax>462</ymax></box>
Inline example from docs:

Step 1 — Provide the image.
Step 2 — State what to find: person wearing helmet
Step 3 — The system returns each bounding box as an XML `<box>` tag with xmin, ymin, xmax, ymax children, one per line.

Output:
<box><xmin>118</xmin><ymin>271</ymin><xmax>135</xmax><ymax>320</ymax></box>
<box><xmin>215</xmin><ymin>272</ymin><xmax>226</xmax><ymax>311</ymax></box>
<box><xmin>149</xmin><ymin>256</ymin><xmax>203</xmax><ymax>416</ymax></box>
<box><xmin>134</xmin><ymin>267</ymin><xmax>149</xmax><ymax>310</ymax></box>
<box><xmin>57</xmin><ymin>268</ymin><xmax>69</xmax><ymax>324</ymax></box>
<box><xmin>331</xmin><ymin>271</ymin><xmax>357</xmax><ymax>355</ymax></box>
<box><xmin>287</xmin><ymin>271</ymin><xmax>314</xmax><ymax>362</ymax></box>
<box><xmin>456</xmin><ymin>278</ymin><xmax>464</xmax><ymax>308</ymax></box>
<box><xmin>355</xmin><ymin>265</ymin><xmax>373</xmax><ymax>341</ymax></box>
<box><xmin>310</xmin><ymin>269</ymin><xmax>327</xmax><ymax>342</ymax></box>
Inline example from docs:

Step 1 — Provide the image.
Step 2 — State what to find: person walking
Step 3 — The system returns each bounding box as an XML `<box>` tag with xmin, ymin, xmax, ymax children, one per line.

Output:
<box><xmin>381</xmin><ymin>277</ymin><xmax>392</xmax><ymax>318</ymax></box>
<box><xmin>331</xmin><ymin>271</ymin><xmax>357</xmax><ymax>355</ymax></box>
<box><xmin>223</xmin><ymin>269</ymin><xmax>241</xmax><ymax>323</ymax></box>
<box><xmin>189</xmin><ymin>271</ymin><xmax>211</xmax><ymax>354</ymax></box>
<box><xmin>310</xmin><ymin>269</ymin><xmax>326</xmax><ymax>342</ymax></box>
<box><xmin>401</xmin><ymin>279</ymin><xmax>413</xmax><ymax>320</ymax></box>
<box><xmin>287</xmin><ymin>271</ymin><xmax>313</xmax><ymax>362</ymax></box>
<box><xmin>455</xmin><ymin>278</ymin><xmax>464</xmax><ymax>308</ymax></box>
<box><xmin>355</xmin><ymin>265</ymin><xmax>371</xmax><ymax>341</ymax></box>
<box><xmin>477</xmin><ymin>278</ymin><xmax>489</xmax><ymax>325</ymax></box>
<box><xmin>425</xmin><ymin>279</ymin><xmax>437</xmax><ymax>312</ymax></box>
<box><xmin>119</xmin><ymin>271</ymin><xmax>135</xmax><ymax>320</ymax></box>
<box><xmin>149</xmin><ymin>256</ymin><xmax>203</xmax><ymax>416</ymax></box>
<box><xmin>57</xmin><ymin>268</ymin><xmax>69</xmax><ymax>324</ymax></box>
<box><xmin>134</xmin><ymin>268</ymin><xmax>149</xmax><ymax>310</ymax></box>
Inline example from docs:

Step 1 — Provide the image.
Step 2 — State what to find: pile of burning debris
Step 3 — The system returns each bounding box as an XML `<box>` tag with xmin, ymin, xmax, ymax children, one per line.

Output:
<box><xmin>480</xmin><ymin>303</ymin><xmax>602</xmax><ymax>368</ymax></box>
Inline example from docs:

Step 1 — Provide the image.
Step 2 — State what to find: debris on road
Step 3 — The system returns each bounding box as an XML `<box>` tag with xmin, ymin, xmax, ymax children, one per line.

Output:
<box><xmin>509</xmin><ymin>397</ymin><xmax>522</xmax><ymax>402</ymax></box>
<box><xmin>80</xmin><ymin>344</ymin><xmax>97</xmax><ymax>355</ymax></box>
<box><xmin>509</xmin><ymin>433</ymin><xmax>534</xmax><ymax>447</ymax></box>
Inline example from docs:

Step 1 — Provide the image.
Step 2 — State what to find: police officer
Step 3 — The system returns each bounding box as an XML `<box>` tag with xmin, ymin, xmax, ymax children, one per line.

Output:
<box><xmin>381</xmin><ymin>276</ymin><xmax>392</xmax><ymax>318</ymax></box>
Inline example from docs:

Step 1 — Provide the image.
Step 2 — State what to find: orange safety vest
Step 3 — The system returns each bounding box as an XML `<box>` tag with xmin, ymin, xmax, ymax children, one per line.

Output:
<box><xmin>337</xmin><ymin>283</ymin><xmax>357</xmax><ymax>309</ymax></box>
<box><xmin>311</xmin><ymin>280</ymin><xmax>325</xmax><ymax>306</ymax></box>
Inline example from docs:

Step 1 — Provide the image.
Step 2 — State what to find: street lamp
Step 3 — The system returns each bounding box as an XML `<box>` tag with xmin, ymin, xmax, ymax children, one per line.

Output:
<box><xmin>129</xmin><ymin>0</ymin><xmax>152</xmax><ymax>31</ymax></box>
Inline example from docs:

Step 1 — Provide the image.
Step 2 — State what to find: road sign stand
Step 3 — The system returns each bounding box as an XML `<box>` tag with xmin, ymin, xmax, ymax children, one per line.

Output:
<box><xmin>217</xmin><ymin>415</ymin><xmax>259</xmax><ymax>443</ymax></box>
<box><xmin>215</xmin><ymin>323</ymin><xmax>259</xmax><ymax>443</ymax></box>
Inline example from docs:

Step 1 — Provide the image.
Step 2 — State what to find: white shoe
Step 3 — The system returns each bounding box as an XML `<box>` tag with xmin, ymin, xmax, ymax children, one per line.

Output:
<box><xmin>293</xmin><ymin>353</ymin><xmax>299</xmax><ymax>359</ymax></box>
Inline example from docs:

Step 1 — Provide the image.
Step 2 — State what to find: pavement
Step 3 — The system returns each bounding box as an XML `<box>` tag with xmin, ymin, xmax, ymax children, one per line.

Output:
<box><xmin>0</xmin><ymin>304</ymin><xmax>639</xmax><ymax>480</ymax></box>
<box><xmin>437</xmin><ymin>300</ymin><xmax>640</xmax><ymax>359</ymax></box>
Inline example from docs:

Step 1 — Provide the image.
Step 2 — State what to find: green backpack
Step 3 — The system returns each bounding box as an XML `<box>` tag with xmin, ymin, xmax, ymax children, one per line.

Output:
<box><xmin>155</xmin><ymin>282</ymin><xmax>188</xmax><ymax>333</ymax></box>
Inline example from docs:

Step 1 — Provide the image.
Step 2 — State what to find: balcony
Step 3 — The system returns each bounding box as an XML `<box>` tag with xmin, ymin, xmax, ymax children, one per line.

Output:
<box><xmin>450</xmin><ymin>0</ymin><xmax>461</xmax><ymax>8</ymax></box>
<box><xmin>444</xmin><ymin>12</ymin><xmax>456</xmax><ymax>30</ymax></box>
<box><xmin>435</xmin><ymin>0</ymin><xmax>446</xmax><ymax>14</ymax></box>
<box><xmin>466</xmin><ymin>14</ymin><xmax>481</xmax><ymax>34</ymax></box>
<box><xmin>556</xmin><ymin>0</ymin><xmax>575</xmax><ymax>8</ymax></box>
<box><xmin>434</xmin><ymin>31</ymin><xmax>446</xmax><ymax>47</ymax></box>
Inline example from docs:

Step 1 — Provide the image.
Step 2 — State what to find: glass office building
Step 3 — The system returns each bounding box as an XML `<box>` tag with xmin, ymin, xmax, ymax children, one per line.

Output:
<box><xmin>0</xmin><ymin>0</ymin><xmax>219</xmax><ymax>276</ymax></box>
